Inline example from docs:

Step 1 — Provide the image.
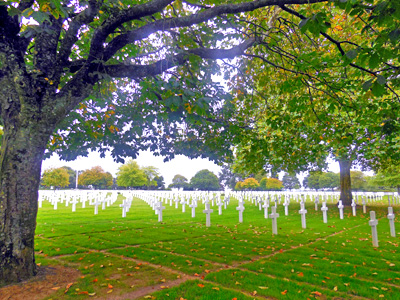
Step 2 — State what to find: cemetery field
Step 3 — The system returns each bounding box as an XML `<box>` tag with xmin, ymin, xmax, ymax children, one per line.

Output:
<box><xmin>12</xmin><ymin>193</ymin><xmax>400</xmax><ymax>299</ymax></box>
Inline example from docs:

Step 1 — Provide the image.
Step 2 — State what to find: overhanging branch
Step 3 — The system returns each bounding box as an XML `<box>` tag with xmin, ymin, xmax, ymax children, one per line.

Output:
<box><xmin>102</xmin><ymin>38</ymin><xmax>256</xmax><ymax>79</ymax></box>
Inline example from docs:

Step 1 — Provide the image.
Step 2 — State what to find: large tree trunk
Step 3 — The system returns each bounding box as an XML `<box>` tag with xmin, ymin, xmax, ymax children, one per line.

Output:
<box><xmin>339</xmin><ymin>159</ymin><xmax>352</xmax><ymax>206</ymax></box>
<box><xmin>0</xmin><ymin>120</ymin><xmax>52</xmax><ymax>286</ymax></box>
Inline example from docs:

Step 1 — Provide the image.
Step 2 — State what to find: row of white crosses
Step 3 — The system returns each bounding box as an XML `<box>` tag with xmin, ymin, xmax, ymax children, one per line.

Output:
<box><xmin>38</xmin><ymin>190</ymin><xmax>119</xmax><ymax>214</ymax></box>
<box><xmin>39</xmin><ymin>190</ymin><xmax>397</xmax><ymax>247</ymax></box>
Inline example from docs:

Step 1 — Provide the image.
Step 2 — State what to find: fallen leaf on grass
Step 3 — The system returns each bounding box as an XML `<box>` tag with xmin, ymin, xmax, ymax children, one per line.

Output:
<box><xmin>281</xmin><ymin>290</ymin><xmax>288</xmax><ymax>295</ymax></box>
<box><xmin>298</xmin><ymin>272</ymin><xmax>304</xmax><ymax>277</ymax></box>
<box><xmin>92</xmin><ymin>278</ymin><xmax>98</xmax><ymax>283</ymax></box>
<box><xmin>251</xmin><ymin>291</ymin><xmax>257</xmax><ymax>296</ymax></box>
<box><xmin>51</xmin><ymin>287</ymin><xmax>60</xmax><ymax>290</ymax></box>
<box><xmin>108</xmin><ymin>284</ymin><xmax>113</xmax><ymax>289</ymax></box>
<box><xmin>258</xmin><ymin>286</ymin><xmax>268</xmax><ymax>289</ymax></box>
<box><xmin>78</xmin><ymin>291</ymin><xmax>89</xmax><ymax>295</ymax></box>
<box><xmin>212</xmin><ymin>287</ymin><xmax>220</xmax><ymax>290</ymax></box>
<box><xmin>311</xmin><ymin>291</ymin><xmax>322</xmax><ymax>296</ymax></box>
<box><xmin>333</xmin><ymin>286</ymin><xmax>338</xmax><ymax>291</ymax></box>
<box><xmin>107</xmin><ymin>290</ymin><xmax>113</xmax><ymax>294</ymax></box>
<box><xmin>64</xmin><ymin>283</ymin><xmax>74</xmax><ymax>294</ymax></box>
<box><xmin>197</xmin><ymin>284</ymin><xmax>205</xmax><ymax>288</ymax></box>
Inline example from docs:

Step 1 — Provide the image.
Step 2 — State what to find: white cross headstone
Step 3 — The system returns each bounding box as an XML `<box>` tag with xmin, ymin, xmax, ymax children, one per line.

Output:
<box><xmin>236</xmin><ymin>201</ymin><xmax>245</xmax><ymax>223</ymax></box>
<box><xmin>314</xmin><ymin>196</ymin><xmax>319</xmax><ymax>211</ymax></box>
<box><xmin>338</xmin><ymin>200</ymin><xmax>344</xmax><ymax>219</ymax></box>
<box><xmin>262</xmin><ymin>199</ymin><xmax>269</xmax><ymax>219</ymax></box>
<box><xmin>181</xmin><ymin>199</ymin><xmax>186</xmax><ymax>213</ymax></box>
<box><xmin>351</xmin><ymin>200</ymin><xmax>357</xmax><ymax>216</ymax></box>
<box><xmin>269</xmin><ymin>206</ymin><xmax>279</xmax><ymax>235</ymax></box>
<box><xmin>362</xmin><ymin>197</ymin><xmax>367</xmax><ymax>213</ymax></box>
<box><xmin>283</xmin><ymin>200</ymin><xmax>289</xmax><ymax>216</ymax></box>
<box><xmin>369</xmin><ymin>211</ymin><xmax>379</xmax><ymax>247</ymax></box>
<box><xmin>299</xmin><ymin>203</ymin><xmax>307</xmax><ymax>229</ymax></box>
<box><xmin>217</xmin><ymin>200</ymin><xmax>223</xmax><ymax>215</ymax></box>
<box><xmin>94</xmin><ymin>199</ymin><xmax>100</xmax><ymax>215</ymax></box>
<box><xmin>71</xmin><ymin>198</ymin><xmax>78</xmax><ymax>212</ymax></box>
<box><xmin>203</xmin><ymin>202</ymin><xmax>213</xmax><ymax>227</ymax></box>
<box><xmin>387</xmin><ymin>207</ymin><xmax>396</xmax><ymax>238</ymax></box>
<box><xmin>156</xmin><ymin>201</ymin><xmax>166</xmax><ymax>222</ymax></box>
<box><xmin>321</xmin><ymin>202</ymin><xmax>328</xmax><ymax>223</ymax></box>
<box><xmin>120</xmin><ymin>200</ymin><xmax>129</xmax><ymax>218</ymax></box>
<box><xmin>189</xmin><ymin>200</ymin><xmax>197</xmax><ymax>218</ymax></box>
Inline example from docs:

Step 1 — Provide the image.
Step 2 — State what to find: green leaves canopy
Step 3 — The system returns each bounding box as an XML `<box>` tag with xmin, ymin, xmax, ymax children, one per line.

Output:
<box><xmin>116</xmin><ymin>160</ymin><xmax>147</xmax><ymax>188</ymax></box>
<box><xmin>41</xmin><ymin>167</ymin><xmax>70</xmax><ymax>188</ymax></box>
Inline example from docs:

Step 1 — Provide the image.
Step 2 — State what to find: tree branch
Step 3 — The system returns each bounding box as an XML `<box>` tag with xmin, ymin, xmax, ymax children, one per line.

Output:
<box><xmin>103</xmin><ymin>0</ymin><xmax>327</xmax><ymax>61</ymax></box>
<box><xmin>56</xmin><ymin>0</ymin><xmax>102</xmax><ymax>70</ymax></box>
<box><xmin>102</xmin><ymin>38</ymin><xmax>256</xmax><ymax>79</ymax></box>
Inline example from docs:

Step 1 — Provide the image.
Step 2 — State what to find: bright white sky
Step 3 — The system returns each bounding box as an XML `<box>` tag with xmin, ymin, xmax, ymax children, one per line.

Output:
<box><xmin>42</xmin><ymin>150</ymin><xmax>223</xmax><ymax>186</ymax></box>
<box><xmin>42</xmin><ymin>150</ymin><xmax>344</xmax><ymax>186</ymax></box>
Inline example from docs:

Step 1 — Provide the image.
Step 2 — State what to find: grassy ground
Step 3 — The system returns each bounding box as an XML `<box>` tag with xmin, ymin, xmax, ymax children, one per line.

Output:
<box><xmin>33</xmin><ymin>193</ymin><xmax>400</xmax><ymax>299</ymax></box>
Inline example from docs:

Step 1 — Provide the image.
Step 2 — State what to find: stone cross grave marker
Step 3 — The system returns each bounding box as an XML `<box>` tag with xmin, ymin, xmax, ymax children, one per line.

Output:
<box><xmin>217</xmin><ymin>200</ymin><xmax>223</xmax><ymax>215</ymax></box>
<box><xmin>299</xmin><ymin>202</ymin><xmax>307</xmax><ymax>229</ymax></box>
<box><xmin>181</xmin><ymin>198</ymin><xmax>186</xmax><ymax>213</ymax></box>
<box><xmin>387</xmin><ymin>207</ymin><xmax>396</xmax><ymax>238</ymax></box>
<box><xmin>362</xmin><ymin>197</ymin><xmax>367</xmax><ymax>213</ymax></box>
<box><xmin>236</xmin><ymin>200</ymin><xmax>245</xmax><ymax>223</ymax></box>
<box><xmin>338</xmin><ymin>200</ymin><xmax>344</xmax><ymax>219</ymax></box>
<box><xmin>262</xmin><ymin>199</ymin><xmax>269</xmax><ymax>219</ymax></box>
<box><xmin>203</xmin><ymin>201</ymin><xmax>213</xmax><ymax>227</ymax></box>
<box><xmin>283</xmin><ymin>199</ymin><xmax>289</xmax><ymax>216</ymax></box>
<box><xmin>321</xmin><ymin>202</ymin><xmax>328</xmax><ymax>223</ymax></box>
<box><xmin>156</xmin><ymin>200</ymin><xmax>166</xmax><ymax>222</ymax></box>
<box><xmin>369</xmin><ymin>211</ymin><xmax>379</xmax><ymax>247</ymax></box>
<box><xmin>189</xmin><ymin>200</ymin><xmax>197</xmax><ymax>218</ymax></box>
<box><xmin>120</xmin><ymin>200</ymin><xmax>129</xmax><ymax>218</ymax></box>
<box><xmin>314</xmin><ymin>195</ymin><xmax>319</xmax><ymax>211</ymax></box>
<box><xmin>351</xmin><ymin>200</ymin><xmax>357</xmax><ymax>216</ymax></box>
<box><xmin>269</xmin><ymin>206</ymin><xmax>279</xmax><ymax>235</ymax></box>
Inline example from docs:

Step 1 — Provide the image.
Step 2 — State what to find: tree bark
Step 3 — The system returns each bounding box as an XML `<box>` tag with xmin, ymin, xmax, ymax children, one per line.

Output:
<box><xmin>339</xmin><ymin>159</ymin><xmax>352</xmax><ymax>206</ymax></box>
<box><xmin>0</xmin><ymin>120</ymin><xmax>52</xmax><ymax>286</ymax></box>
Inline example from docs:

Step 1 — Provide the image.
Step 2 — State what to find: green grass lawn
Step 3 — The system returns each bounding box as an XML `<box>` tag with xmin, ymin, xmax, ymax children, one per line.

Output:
<box><xmin>33</xmin><ymin>192</ymin><xmax>400</xmax><ymax>299</ymax></box>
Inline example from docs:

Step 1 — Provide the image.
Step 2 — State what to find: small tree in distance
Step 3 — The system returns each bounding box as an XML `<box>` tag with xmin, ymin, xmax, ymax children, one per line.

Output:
<box><xmin>79</xmin><ymin>166</ymin><xmax>113</xmax><ymax>189</ymax></box>
<box><xmin>241</xmin><ymin>178</ymin><xmax>260</xmax><ymax>190</ymax></box>
<box><xmin>116</xmin><ymin>160</ymin><xmax>147</xmax><ymax>189</ymax></box>
<box><xmin>260</xmin><ymin>177</ymin><xmax>283</xmax><ymax>191</ymax></box>
<box><xmin>190</xmin><ymin>170</ymin><xmax>220</xmax><ymax>191</ymax></box>
<box><xmin>282</xmin><ymin>173</ymin><xmax>300</xmax><ymax>190</ymax></box>
<box><xmin>42</xmin><ymin>168</ymin><xmax>70</xmax><ymax>189</ymax></box>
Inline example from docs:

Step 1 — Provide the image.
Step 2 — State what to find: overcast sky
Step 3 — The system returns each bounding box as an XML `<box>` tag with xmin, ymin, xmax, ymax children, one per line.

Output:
<box><xmin>42</xmin><ymin>149</ymin><xmax>347</xmax><ymax>187</ymax></box>
<box><xmin>42</xmin><ymin>150</ymin><xmax>222</xmax><ymax>186</ymax></box>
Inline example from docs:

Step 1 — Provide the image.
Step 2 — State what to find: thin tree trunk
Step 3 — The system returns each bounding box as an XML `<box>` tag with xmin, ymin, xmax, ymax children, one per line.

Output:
<box><xmin>339</xmin><ymin>159</ymin><xmax>352</xmax><ymax>206</ymax></box>
<box><xmin>0</xmin><ymin>123</ymin><xmax>51</xmax><ymax>286</ymax></box>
